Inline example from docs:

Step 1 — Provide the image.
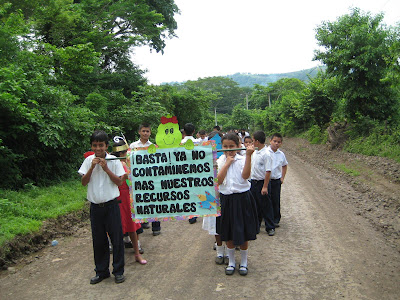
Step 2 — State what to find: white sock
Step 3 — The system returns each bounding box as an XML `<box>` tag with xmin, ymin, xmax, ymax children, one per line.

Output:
<box><xmin>123</xmin><ymin>236</ymin><xmax>131</xmax><ymax>243</ymax></box>
<box><xmin>227</xmin><ymin>247</ymin><xmax>235</xmax><ymax>267</ymax></box>
<box><xmin>240</xmin><ymin>249</ymin><xmax>248</xmax><ymax>268</ymax></box>
<box><xmin>216</xmin><ymin>245</ymin><xmax>224</xmax><ymax>257</ymax></box>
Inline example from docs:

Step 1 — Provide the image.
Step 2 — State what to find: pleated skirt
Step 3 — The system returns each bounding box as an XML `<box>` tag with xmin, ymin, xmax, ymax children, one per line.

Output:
<box><xmin>218</xmin><ymin>190</ymin><xmax>259</xmax><ymax>245</ymax></box>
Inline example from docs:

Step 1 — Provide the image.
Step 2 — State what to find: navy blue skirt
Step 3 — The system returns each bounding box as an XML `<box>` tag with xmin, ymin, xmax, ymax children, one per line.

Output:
<box><xmin>218</xmin><ymin>190</ymin><xmax>259</xmax><ymax>245</ymax></box>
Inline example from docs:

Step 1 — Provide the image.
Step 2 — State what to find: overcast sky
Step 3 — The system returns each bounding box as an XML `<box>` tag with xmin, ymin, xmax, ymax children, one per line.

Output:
<box><xmin>132</xmin><ymin>0</ymin><xmax>400</xmax><ymax>85</ymax></box>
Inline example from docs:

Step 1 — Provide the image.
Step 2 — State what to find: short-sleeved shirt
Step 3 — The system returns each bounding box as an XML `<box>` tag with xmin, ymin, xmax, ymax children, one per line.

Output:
<box><xmin>251</xmin><ymin>146</ymin><xmax>272</xmax><ymax>181</ymax></box>
<box><xmin>78</xmin><ymin>153</ymin><xmax>126</xmax><ymax>204</ymax></box>
<box><xmin>217</xmin><ymin>154</ymin><xmax>251</xmax><ymax>195</ymax></box>
<box><xmin>267</xmin><ymin>146</ymin><xmax>288</xmax><ymax>180</ymax></box>
<box><xmin>181</xmin><ymin>136</ymin><xmax>201</xmax><ymax>145</ymax></box>
<box><xmin>130</xmin><ymin>139</ymin><xmax>152</xmax><ymax>149</ymax></box>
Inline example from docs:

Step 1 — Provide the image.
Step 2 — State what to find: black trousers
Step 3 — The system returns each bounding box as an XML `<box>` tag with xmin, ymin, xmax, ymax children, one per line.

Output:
<box><xmin>250</xmin><ymin>180</ymin><xmax>275</xmax><ymax>230</ymax></box>
<box><xmin>269</xmin><ymin>179</ymin><xmax>282</xmax><ymax>224</ymax></box>
<box><xmin>90</xmin><ymin>200</ymin><xmax>124</xmax><ymax>277</ymax></box>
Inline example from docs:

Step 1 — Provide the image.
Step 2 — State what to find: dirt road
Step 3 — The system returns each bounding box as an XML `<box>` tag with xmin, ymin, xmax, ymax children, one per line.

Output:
<box><xmin>1</xmin><ymin>149</ymin><xmax>400</xmax><ymax>299</ymax></box>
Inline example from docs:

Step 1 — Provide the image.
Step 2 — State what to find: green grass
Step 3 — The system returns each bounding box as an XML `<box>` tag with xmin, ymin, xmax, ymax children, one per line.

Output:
<box><xmin>333</xmin><ymin>163</ymin><xmax>361</xmax><ymax>177</ymax></box>
<box><xmin>0</xmin><ymin>180</ymin><xmax>87</xmax><ymax>247</ymax></box>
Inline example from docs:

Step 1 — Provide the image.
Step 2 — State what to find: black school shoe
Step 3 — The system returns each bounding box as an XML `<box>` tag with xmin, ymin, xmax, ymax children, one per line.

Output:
<box><xmin>115</xmin><ymin>274</ymin><xmax>125</xmax><ymax>284</ymax></box>
<box><xmin>90</xmin><ymin>274</ymin><xmax>110</xmax><ymax>284</ymax></box>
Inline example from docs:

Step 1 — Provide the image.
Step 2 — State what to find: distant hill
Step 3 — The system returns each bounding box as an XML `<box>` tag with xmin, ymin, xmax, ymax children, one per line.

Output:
<box><xmin>163</xmin><ymin>66</ymin><xmax>326</xmax><ymax>87</ymax></box>
<box><xmin>227</xmin><ymin>66</ymin><xmax>325</xmax><ymax>87</ymax></box>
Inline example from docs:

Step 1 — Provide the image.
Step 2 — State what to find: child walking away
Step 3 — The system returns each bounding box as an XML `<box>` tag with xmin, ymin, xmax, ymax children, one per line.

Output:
<box><xmin>217</xmin><ymin>133</ymin><xmax>258</xmax><ymax>276</ymax></box>
<box><xmin>78</xmin><ymin>130</ymin><xmax>126</xmax><ymax>284</ymax></box>
<box><xmin>112</xmin><ymin>137</ymin><xmax>147</xmax><ymax>265</ymax></box>
<box><xmin>250</xmin><ymin>131</ymin><xmax>275</xmax><ymax>236</ymax></box>
<box><xmin>267</xmin><ymin>133</ymin><xmax>288</xmax><ymax>227</ymax></box>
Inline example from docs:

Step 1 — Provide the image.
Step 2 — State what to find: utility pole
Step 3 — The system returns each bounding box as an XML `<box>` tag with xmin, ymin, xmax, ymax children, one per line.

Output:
<box><xmin>246</xmin><ymin>94</ymin><xmax>248</xmax><ymax>110</ymax></box>
<box><xmin>214</xmin><ymin>107</ymin><xmax>217</xmax><ymax>126</ymax></box>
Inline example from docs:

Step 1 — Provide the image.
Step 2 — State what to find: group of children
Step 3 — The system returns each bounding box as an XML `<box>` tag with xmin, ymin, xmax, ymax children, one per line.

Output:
<box><xmin>78</xmin><ymin>123</ymin><xmax>287</xmax><ymax>283</ymax></box>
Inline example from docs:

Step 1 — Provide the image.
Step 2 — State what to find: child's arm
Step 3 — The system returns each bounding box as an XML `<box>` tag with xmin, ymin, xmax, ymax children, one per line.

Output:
<box><xmin>241</xmin><ymin>145</ymin><xmax>255</xmax><ymax>179</ymax></box>
<box><xmin>261</xmin><ymin>171</ymin><xmax>271</xmax><ymax>195</ymax></box>
<box><xmin>217</xmin><ymin>156</ymin><xmax>234</xmax><ymax>185</ymax></box>
<box><xmin>98</xmin><ymin>158</ymin><xmax>124</xmax><ymax>186</ymax></box>
<box><xmin>281</xmin><ymin>165</ymin><xmax>287</xmax><ymax>184</ymax></box>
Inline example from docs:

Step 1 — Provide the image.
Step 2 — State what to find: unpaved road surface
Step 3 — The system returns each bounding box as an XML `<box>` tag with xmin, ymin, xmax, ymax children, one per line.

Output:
<box><xmin>1</xmin><ymin>144</ymin><xmax>400</xmax><ymax>299</ymax></box>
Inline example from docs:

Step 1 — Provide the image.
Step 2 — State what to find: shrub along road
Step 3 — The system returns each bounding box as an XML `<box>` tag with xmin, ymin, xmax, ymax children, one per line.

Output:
<box><xmin>1</xmin><ymin>140</ymin><xmax>399</xmax><ymax>299</ymax></box>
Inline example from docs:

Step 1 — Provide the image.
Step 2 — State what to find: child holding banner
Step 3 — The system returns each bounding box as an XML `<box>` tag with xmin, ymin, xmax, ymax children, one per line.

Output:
<box><xmin>78</xmin><ymin>130</ymin><xmax>125</xmax><ymax>284</ymax></box>
<box><xmin>217</xmin><ymin>133</ymin><xmax>258</xmax><ymax>276</ymax></box>
<box><xmin>112</xmin><ymin>137</ymin><xmax>147</xmax><ymax>265</ymax></box>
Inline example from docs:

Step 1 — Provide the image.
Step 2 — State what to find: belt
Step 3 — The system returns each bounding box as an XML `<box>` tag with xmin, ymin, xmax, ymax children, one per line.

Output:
<box><xmin>251</xmin><ymin>179</ymin><xmax>264</xmax><ymax>182</ymax></box>
<box><xmin>271</xmin><ymin>178</ymin><xmax>281</xmax><ymax>181</ymax></box>
<box><xmin>92</xmin><ymin>199</ymin><xmax>118</xmax><ymax>207</ymax></box>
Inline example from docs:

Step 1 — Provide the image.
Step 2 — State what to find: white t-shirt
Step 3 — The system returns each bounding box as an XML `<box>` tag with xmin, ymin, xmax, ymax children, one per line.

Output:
<box><xmin>78</xmin><ymin>153</ymin><xmax>126</xmax><ymax>204</ymax></box>
<box><xmin>267</xmin><ymin>146</ymin><xmax>288</xmax><ymax>180</ymax></box>
<box><xmin>251</xmin><ymin>146</ymin><xmax>272</xmax><ymax>181</ymax></box>
<box><xmin>130</xmin><ymin>139</ymin><xmax>152</xmax><ymax>148</ymax></box>
<box><xmin>217</xmin><ymin>154</ymin><xmax>251</xmax><ymax>195</ymax></box>
<box><xmin>181</xmin><ymin>136</ymin><xmax>201</xmax><ymax>145</ymax></box>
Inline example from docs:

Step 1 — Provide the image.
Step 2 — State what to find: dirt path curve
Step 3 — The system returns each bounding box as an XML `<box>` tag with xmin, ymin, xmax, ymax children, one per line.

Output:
<box><xmin>1</xmin><ymin>150</ymin><xmax>400</xmax><ymax>299</ymax></box>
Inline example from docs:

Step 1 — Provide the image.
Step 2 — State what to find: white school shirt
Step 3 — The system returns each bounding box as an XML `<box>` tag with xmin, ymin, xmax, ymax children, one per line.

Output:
<box><xmin>78</xmin><ymin>153</ymin><xmax>126</xmax><ymax>204</ymax></box>
<box><xmin>181</xmin><ymin>136</ymin><xmax>201</xmax><ymax>145</ymax></box>
<box><xmin>251</xmin><ymin>146</ymin><xmax>272</xmax><ymax>181</ymax></box>
<box><xmin>267</xmin><ymin>145</ymin><xmax>288</xmax><ymax>180</ymax></box>
<box><xmin>130</xmin><ymin>139</ymin><xmax>152</xmax><ymax>148</ymax></box>
<box><xmin>217</xmin><ymin>154</ymin><xmax>251</xmax><ymax>195</ymax></box>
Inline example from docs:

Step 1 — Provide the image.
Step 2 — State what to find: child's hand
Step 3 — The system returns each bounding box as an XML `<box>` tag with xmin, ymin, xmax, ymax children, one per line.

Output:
<box><xmin>225</xmin><ymin>155</ymin><xmax>235</xmax><ymax>165</ymax></box>
<box><xmin>246</xmin><ymin>145</ymin><xmax>255</xmax><ymax>156</ymax></box>
<box><xmin>98</xmin><ymin>158</ymin><xmax>108</xmax><ymax>170</ymax></box>
<box><xmin>91</xmin><ymin>157</ymin><xmax>101</xmax><ymax>168</ymax></box>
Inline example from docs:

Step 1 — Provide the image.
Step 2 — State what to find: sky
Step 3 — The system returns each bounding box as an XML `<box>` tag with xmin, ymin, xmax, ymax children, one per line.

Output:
<box><xmin>132</xmin><ymin>0</ymin><xmax>400</xmax><ymax>85</ymax></box>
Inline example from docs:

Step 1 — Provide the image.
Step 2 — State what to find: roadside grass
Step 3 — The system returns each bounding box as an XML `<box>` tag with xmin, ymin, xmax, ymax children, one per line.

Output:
<box><xmin>333</xmin><ymin>163</ymin><xmax>361</xmax><ymax>177</ymax></box>
<box><xmin>0</xmin><ymin>180</ymin><xmax>86</xmax><ymax>247</ymax></box>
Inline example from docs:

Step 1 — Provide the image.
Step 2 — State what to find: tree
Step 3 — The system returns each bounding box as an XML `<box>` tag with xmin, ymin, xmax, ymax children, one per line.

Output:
<box><xmin>183</xmin><ymin>77</ymin><xmax>247</xmax><ymax>114</ymax></box>
<box><xmin>314</xmin><ymin>8</ymin><xmax>398</xmax><ymax>121</ymax></box>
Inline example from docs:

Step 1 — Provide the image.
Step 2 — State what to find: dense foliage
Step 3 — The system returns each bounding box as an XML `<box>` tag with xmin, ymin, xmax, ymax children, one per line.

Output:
<box><xmin>1</xmin><ymin>4</ymin><xmax>399</xmax><ymax>190</ymax></box>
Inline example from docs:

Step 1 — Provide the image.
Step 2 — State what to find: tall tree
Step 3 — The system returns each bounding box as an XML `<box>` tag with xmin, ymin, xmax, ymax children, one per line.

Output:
<box><xmin>314</xmin><ymin>8</ymin><xmax>398</xmax><ymax>121</ymax></box>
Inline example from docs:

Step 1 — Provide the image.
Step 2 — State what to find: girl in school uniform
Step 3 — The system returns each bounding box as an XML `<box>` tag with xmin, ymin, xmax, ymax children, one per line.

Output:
<box><xmin>217</xmin><ymin>133</ymin><xmax>259</xmax><ymax>276</ymax></box>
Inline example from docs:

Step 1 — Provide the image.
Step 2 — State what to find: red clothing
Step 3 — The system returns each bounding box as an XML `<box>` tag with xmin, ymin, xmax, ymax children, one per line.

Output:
<box><xmin>118</xmin><ymin>165</ymin><xmax>141</xmax><ymax>233</ymax></box>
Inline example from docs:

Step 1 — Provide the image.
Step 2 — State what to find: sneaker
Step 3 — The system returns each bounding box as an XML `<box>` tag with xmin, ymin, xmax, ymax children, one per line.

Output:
<box><xmin>138</xmin><ymin>241</ymin><xmax>144</xmax><ymax>254</ymax></box>
<box><xmin>267</xmin><ymin>229</ymin><xmax>275</xmax><ymax>236</ymax></box>
<box><xmin>124</xmin><ymin>241</ymin><xmax>133</xmax><ymax>249</ymax></box>
<box><xmin>189</xmin><ymin>217</ymin><xmax>197</xmax><ymax>224</ymax></box>
<box><xmin>141</xmin><ymin>222</ymin><xmax>150</xmax><ymax>229</ymax></box>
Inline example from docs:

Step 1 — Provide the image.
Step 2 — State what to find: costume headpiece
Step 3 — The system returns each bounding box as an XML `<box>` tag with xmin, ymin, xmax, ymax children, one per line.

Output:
<box><xmin>112</xmin><ymin>134</ymin><xmax>129</xmax><ymax>152</ymax></box>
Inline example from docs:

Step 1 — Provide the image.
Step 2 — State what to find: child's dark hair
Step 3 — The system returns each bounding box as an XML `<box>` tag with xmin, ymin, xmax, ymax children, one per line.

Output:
<box><xmin>183</xmin><ymin>123</ymin><xmax>195</xmax><ymax>135</ymax></box>
<box><xmin>221</xmin><ymin>132</ymin><xmax>240</xmax><ymax>146</ymax></box>
<box><xmin>253</xmin><ymin>130</ymin><xmax>266</xmax><ymax>144</ymax></box>
<box><xmin>139</xmin><ymin>123</ymin><xmax>151</xmax><ymax>131</ymax></box>
<box><xmin>244</xmin><ymin>136</ymin><xmax>253</xmax><ymax>142</ymax></box>
<box><xmin>198</xmin><ymin>129</ymin><xmax>206</xmax><ymax>135</ymax></box>
<box><xmin>270</xmin><ymin>133</ymin><xmax>283</xmax><ymax>141</ymax></box>
<box><xmin>213</xmin><ymin>125</ymin><xmax>220</xmax><ymax>131</ymax></box>
<box><xmin>90</xmin><ymin>130</ymin><xmax>109</xmax><ymax>145</ymax></box>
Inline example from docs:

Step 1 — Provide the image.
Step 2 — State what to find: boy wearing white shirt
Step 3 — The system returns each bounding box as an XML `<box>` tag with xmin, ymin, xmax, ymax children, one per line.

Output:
<box><xmin>78</xmin><ymin>130</ymin><xmax>126</xmax><ymax>284</ymax></box>
<box><xmin>267</xmin><ymin>133</ymin><xmax>288</xmax><ymax>227</ymax></box>
<box><xmin>249</xmin><ymin>131</ymin><xmax>275</xmax><ymax>236</ymax></box>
